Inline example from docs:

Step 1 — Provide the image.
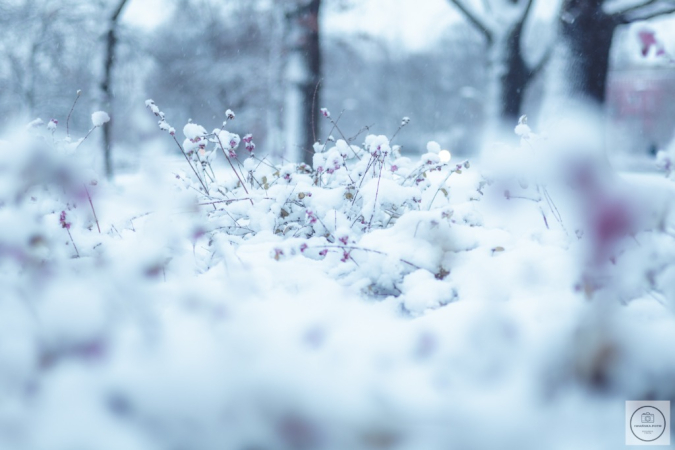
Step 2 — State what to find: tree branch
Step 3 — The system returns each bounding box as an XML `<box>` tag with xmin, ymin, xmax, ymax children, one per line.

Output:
<box><xmin>110</xmin><ymin>0</ymin><xmax>129</xmax><ymax>22</ymax></box>
<box><xmin>481</xmin><ymin>0</ymin><xmax>493</xmax><ymax>15</ymax></box>
<box><xmin>627</xmin><ymin>5</ymin><xmax>675</xmax><ymax>21</ymax></box>
<box><xmin>447</xmin><ymin>0</ymin><xmax>494</xmax><ymax>45</ymax></box>
<box><xmin>529</xmin><ymin>44</ymin><xmax>553</xmax><ymax>79</ymax></box>
<box><xmin>518</xmin><ymin>0</ymin><xmax>536</xmax><ymax>27</ymax></box>
<box><xmin>613</xmin><ymin>0</ymin><xmax>658</xmax><ymax>17</ymax></box>
<box><xmin>614</xmin><ymin>0</ymin><xmax>675</xmax><ymax>23</ymax></box>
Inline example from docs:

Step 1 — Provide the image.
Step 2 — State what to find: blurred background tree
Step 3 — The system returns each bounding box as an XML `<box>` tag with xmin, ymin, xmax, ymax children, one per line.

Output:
<box><xmin>282</xmin><ymin>0</ymin><xmax>323</xmax><ymax>165</ymax></box>
<box><xmin>0</xmin><ymin>0</ymin><xmax>674</xmax><ymax>174</ymax></box>
<box><xmin>101</xmin><ymin>0</ymin><xmax>131</xmax><ymax>178</ymax></box>
<box><xmin>0</xmin><ymin>1</ymin><xmax>104</xmax><ymax>130</ymax></box>
<box><xmin>446</xmin><ymin>0</ymin><xmax>554</xmax><ymax>137</ymax></box>
<box><xmin>559</xmin><ymin>0</ymin><xmax>675</xmax><ymax>104</ymax></box>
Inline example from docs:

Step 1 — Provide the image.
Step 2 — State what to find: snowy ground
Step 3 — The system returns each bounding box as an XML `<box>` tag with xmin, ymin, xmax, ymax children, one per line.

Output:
<box><xmin>1</xmin><ymin>114</ymin><xmax>675</xmax><ymax>450</ymax></box>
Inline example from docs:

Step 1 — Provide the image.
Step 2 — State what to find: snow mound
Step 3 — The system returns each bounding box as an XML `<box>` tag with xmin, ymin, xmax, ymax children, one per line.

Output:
<box><xmin>91</xmin><ymin>111</ymin><xmax>110</xmax><ymax>127</ymax></box>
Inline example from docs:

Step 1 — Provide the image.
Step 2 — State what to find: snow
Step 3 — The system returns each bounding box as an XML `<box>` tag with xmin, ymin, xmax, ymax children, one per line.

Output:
<box><xmin>91</xmin><ymin>111</ymin><xmax>110</xmax><ymax>127</ymax></box>
<box><xmin>2</xmin><ymin>105</ymin><xmax>675</xmax><ymax>449</ymax></box>
<box><xmin>182</xmin><ymin>123</ymin><xmax>206</xmax><ymax>140</ymax></box>
<box><xmin>426</xmin><ymin>141</ymin><xmax>441</xmax><ymax>154</ymax></box>
<box><xmin>25</xmin><ymin>118</ymin><xmax>44</xmax><ymax>129</ymax></box>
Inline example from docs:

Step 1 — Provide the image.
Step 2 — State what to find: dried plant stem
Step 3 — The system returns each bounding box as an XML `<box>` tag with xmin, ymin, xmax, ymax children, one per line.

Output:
<box><xmin>198</xmin><ymin>197</ymin><xmax>272</xmax><ymax>206</ymax></box>
<box><xmin>321</xmin><ymin>111</ymin><xmax>361</xmax><ymax>160</ymax></box>
<box><xmin>367</xmin><ymin>158</ymin><xmax>385</xmax><ymax>230</ymax></box>
<box><xmin>311</xmin><ymin>79</ymin><xmax>322</xmax><ymax>143</ymax></box>
<box><xmin>311</xmin><ymin>244</ymin><xmax>421</xmax><ymax>270</ymax></box>
<box><xmin>350</xmin><ymin>155</ymin><xmax>376</xmax><ymax>209</ymax></box>
<box><xmin>66</xmin><ymin>91</ymin><xmax>81</xmax><ymax>138</ymax></box>
<box><xmin>172</xmin><ymin>135</ymin><xmax>210</xmax><ymax>195</ymax></box>
<box><xmin>66</xmin><ymin>228</ymin><xmax>80</xmax><ymax>258</ymax></box>
<box><xmin>389</xmin><ymin>123</ymin><xmax>406</xmax><ymax>144</ymax></box>
<box><xmin>83</xmin><ymin>184</ymin><xmax>101</xmax><ymax>233</ymax></box>
<box><xmin>348</xmin><ymin>124</ymin><xmax>374</xmax><ymax>143</ymax></box>
<box><xmin>75</xmin><ymin>126</ymin><xmax>96</xmax><ymax>150</ymax></box>
<box><xmin>427</xmin><ymin>162</ymin><xmax>465</xmax><ymax>210</ymax></box>
<box><xmin>212</xmin><ymin>134</ymin><xmax>253</xmax><ymax>205</ymax></box>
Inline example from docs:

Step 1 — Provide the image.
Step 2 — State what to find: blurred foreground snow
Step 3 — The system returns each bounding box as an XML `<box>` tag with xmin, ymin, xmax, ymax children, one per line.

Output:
<box><xmin>1</xmin><ymin>111</ymin><xmax>675</xmax><ymax>450</ymax></box>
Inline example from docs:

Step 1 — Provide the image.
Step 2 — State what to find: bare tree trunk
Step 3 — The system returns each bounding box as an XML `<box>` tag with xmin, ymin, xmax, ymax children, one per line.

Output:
<box><xmin>299</xmin><ymin>0</ymin><xmax>322</xmax><ymax>166</ymax></box>
<box><xmin>559</xmin><ymin>0</ymin><xmax>675</xmax><ymax>105</ymax></box>
<box><xmin>284</xmin><ymin>0</ymin><xmax>322</xmax><ymax>165</ymax></box>
<box><xmin>560</xmin><ymin>0</ymin><xmax>616</xmax><ymax>104</ymax></box>
<box><xmin>447</xmin><ymin>0</ymin><xmax>548</xmax><ymax>136</ymax></box>
<box><xmin>266</xmin><ymin>1</ymin><xmax>286</xmax><ymax>160</ymax></box>
<box><xmin>500</xmin><ymin>23</ymin><xmax>532</xmax><ymax>124</ymax></box>
<box><xmin>101</xmin><ymin>0</ymin><xmax>129</xmax><ymax>179</ymax></box>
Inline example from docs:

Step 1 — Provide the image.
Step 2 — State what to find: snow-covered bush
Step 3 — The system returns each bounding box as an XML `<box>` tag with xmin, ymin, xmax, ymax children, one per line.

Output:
<box><xmin>145</xmin><ymin>100</ymin><xmax>478</xmax><ymax>306</ymax></box>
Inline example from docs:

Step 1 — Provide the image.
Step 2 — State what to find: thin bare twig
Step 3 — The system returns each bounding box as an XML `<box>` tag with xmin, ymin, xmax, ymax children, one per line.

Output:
<box><xmin>66</xmin><ymin>228</ymin><xmax>79</xmax><ymax>258</ymax></box>
<box><xmin>212</xmin><ymin>133</ymin><xmax>254</xmax><ymax>205</ymax></box>
<box><xmin>312</xmin><ymin>78</ymin><xmax>322</xmax><ymax>143</ymax></box>
<box><xmin>427</xmin><ymin>163</ymin><xmax>465</xmax><ymax>210</ymax></box>
<box><xmin>75</xmin><ymin>126</ymin><xmax>96</xmax><ymax>150</ymax></box>
<box><xmin>172</xmin><ymin>135</ymin><xmax>210</xmax><ymax>195</ymax></box>
<box><xmin>348</xmin><ymin>123</ymin><xmax>375</xmax><ymax>143</ymax></box>
<box><xmin>447</xmin><ymin>0</ymin><xmax>493</xmax><ymax>45</ymax></box>
<box><xmin>310</xmin><ymin>244</ymin><xmax>422</xmax><ymax>270</ymax></box>
<box><xmin>198</xmin><ymin>197</ymin><xmax>273</xmax><ymax>206</ymax></box>
<box><xmin>367</xmin><ymin>158</ymin><xmax>385</xmax><ymax>230</ymax></box>
<box><xmin>83</xmin><ymin>183</ymin><xmax>101</xmax><ymax>233</ymax></box>
<box><xmin>350</xmin><ymin>155</ymin><xmax>376</xmax><ymax>208</ymax></box>
<box><xmin>66</xmin><ymin>90</ymin><xmax>81</xmax><ymax>138</ymax></box>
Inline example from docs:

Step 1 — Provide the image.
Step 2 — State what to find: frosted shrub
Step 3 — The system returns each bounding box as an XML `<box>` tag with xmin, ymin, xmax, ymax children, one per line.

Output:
<box><xmin>0</xmin><ymin>113</ymin><xmax>105</xmax><ymax>265</ymax></box>
<box><xmin>146</xmin><ymin>100</ymin><xmax>474</xmax><ymax>300</ymax></box>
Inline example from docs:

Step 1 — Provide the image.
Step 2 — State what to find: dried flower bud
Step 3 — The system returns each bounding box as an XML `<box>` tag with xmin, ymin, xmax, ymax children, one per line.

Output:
<box><xmin>59</xmin><ymin>211</ymin><xmax>71</xmax><ymax>230</ymax></box>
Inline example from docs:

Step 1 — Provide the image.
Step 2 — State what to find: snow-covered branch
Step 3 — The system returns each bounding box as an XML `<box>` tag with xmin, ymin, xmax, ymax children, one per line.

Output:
<box><xmin>613</xmin><ymin>0</ymin><xmax>675</xmax><ymax>23</ymax></box>
<box><xmin>518</xmin><ymin>0</ymin><xmax>536</xmax><ymax>27</ymax></box>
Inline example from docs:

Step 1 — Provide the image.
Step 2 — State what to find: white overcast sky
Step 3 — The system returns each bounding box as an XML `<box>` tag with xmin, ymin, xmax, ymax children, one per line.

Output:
<box><xmin>121</xmin><ymin>0</ymin><xmax>673</xmax><ymax>54</ymax></box>
<box><xmin>325</xmin><ymin>0</ymin><xmax>461</xmax><ymax>51</ymax></box>
<box><xmin>122</xmin><ymin>0</ymin><xmax>462</xmax><ymax>52</ymax></box>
